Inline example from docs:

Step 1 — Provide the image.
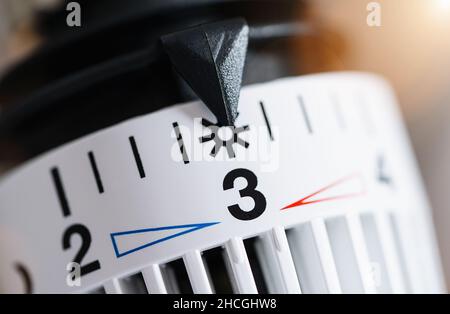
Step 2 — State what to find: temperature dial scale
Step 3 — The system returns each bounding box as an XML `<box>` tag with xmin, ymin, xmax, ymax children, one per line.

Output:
<box><xmin>0</xmin><ymin>73</ymin><xmax>444</xmax><ymax>294</ymax></box>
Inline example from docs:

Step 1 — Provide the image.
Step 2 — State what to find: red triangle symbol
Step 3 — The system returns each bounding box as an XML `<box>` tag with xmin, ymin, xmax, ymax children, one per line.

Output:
<box><xmin>281</xmin><ymin>173</ymin><xmax>365</xmax><ymax>211</ymax></box>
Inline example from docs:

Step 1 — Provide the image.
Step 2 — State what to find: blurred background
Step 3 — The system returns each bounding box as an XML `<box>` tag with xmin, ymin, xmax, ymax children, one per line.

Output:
<box><xmin>1</xmin><ymin>0</ymin><xmax>450</xmax><ymax>289</ymax></box>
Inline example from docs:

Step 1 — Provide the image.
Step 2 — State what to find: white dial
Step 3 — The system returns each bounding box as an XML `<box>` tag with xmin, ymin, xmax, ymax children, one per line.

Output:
<box><xmin>0</xmin><ymin>73</ymin><xmax>443</xmax><ymax>294</ymax></box>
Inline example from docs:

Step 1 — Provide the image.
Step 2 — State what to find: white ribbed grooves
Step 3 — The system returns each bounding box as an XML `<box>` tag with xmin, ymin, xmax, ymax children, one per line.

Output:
<box><xmin>345</xmin><ymin>214</ymin><xmax>377</xmax><ymax>293</ymax></box>
<box><xmin>374</xmin><ymin>212</ymin><xmax>407</xmax><ymax>293</ymax></box>
<box><xmin>325</xmin><ymin>216</ymin><xmax>365</xmax><ymax>293</ymax></box>
<box><xmin>360</xmin><ymin>213</ymin><xmax>392</xmax><ymax>293</ymax></box>
<box><xmin>183</xmin><ymin>250</ymin><xmax>213</xmax><ymax>294</ymax></box>
<box><xmin>309</xmin><ymin>219</ymin><xmax>342</xmax><ymax>293</ymax></box>
<box><xmin>142</xmin><ymin>264</ymin><xmax>167</xmax><ymax>294</ymax></box>
<box><xmin>224</xmin><ymin>237</ymin><xmax>258</xmax><ymax>294</ymax></box>
<box><xmin>256</xmin><ymin>227</ymin><xmax>301</xmax><ymax>294</ymax></box>
<box><xmin>93</xmin><ymin>214</ymin><xmax>431</xmax><ymax>295</ymax></box>
<box><xmin>388</xmin><ymin>213</ymin><xmax>415</xmax><ymax>292</ymax></box>
<box><xmin>287</xmin><ymin>220</ymin><xmax>341</xmax><ymax>293</ymax></box>
<box><xmin>160</xmin><ymin>263</ymin><xmax>181</xmax><ymax>293</ymax></box>
<box><xmin>103</xmin><ymin>278</ymin><xmax>123</xmax><ymax>294</ymax></box>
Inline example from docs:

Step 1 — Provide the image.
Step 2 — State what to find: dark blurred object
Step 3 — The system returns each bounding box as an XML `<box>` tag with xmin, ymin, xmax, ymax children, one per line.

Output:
<box><xmin>0</xmin><ymin>0</ymin><xmax>344</xmax><ymax>163</ymax></box>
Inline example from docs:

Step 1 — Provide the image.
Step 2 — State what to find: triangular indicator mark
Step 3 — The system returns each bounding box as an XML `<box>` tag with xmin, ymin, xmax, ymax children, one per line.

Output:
<box><xmin>281</xmin><ymin>173</ymin><xmax>365</xmax><ymax>211</ymax></box>
<box><xmin>111</xmin><ymin>222</ymin><xmax>220</xmax><ymax>258</ymax></box>
<box><xmin>161</xmin><ymin>18</ymin><xmax>248</xmax><ymax>126</ymax></box>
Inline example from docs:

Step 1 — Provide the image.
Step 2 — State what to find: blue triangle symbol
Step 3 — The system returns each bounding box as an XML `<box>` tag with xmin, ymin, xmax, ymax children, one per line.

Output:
<box><xmin>110</xmin><ymin>222</ymin><xmax>220</xmax><ymax>258</ymax></box>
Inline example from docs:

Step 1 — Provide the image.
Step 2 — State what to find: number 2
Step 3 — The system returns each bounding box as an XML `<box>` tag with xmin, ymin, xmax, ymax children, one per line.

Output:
<box><xmin>223</xmin><ymin>168</ymin><xmax>267</xmax><ymax>221</ymax></box>
<box><xmin>62</xmin><ymin>224</ymin><xmax>101</xmax><ymax>276</ymax></box>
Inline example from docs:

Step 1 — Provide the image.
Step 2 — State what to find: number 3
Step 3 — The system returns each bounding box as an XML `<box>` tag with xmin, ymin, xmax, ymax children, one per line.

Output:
<box><xmin>223</xmin><ymin>168</ymin><xmax>267</xmax><ymax>221</ymax></box>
